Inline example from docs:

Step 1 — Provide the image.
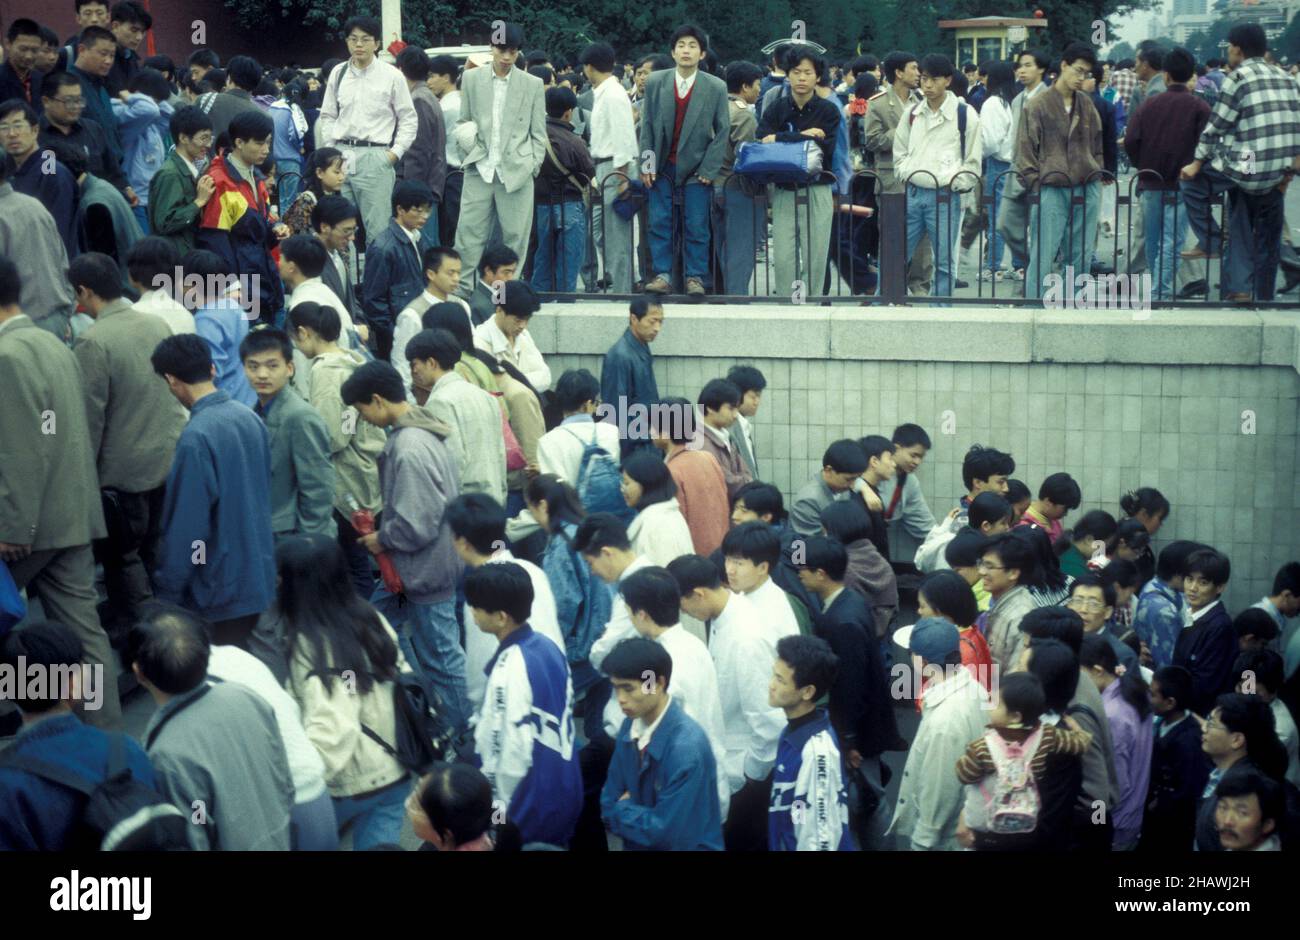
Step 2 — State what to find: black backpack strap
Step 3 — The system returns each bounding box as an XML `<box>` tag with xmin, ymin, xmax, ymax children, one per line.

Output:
<box><xmin>144</xmin><ymin>684</ymin><xmax>212</xmax><ymax>750</ymax></box>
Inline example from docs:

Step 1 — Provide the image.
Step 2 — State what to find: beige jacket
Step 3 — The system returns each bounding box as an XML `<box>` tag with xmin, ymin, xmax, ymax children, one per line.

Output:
<box><xmin>308</xmin><ymin>347</ymin><xmax>385</xmax><ymax>514</ymax></box>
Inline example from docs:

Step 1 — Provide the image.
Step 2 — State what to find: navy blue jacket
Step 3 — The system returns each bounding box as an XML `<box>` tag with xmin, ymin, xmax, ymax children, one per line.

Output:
<box><xmin>1140</xmin><ymin>712</ymin><xmax>1210</xmax><ymax>851</ymax></box>
<box><xmin>0</xmin><ymin>62</ymin><xmax>43</xmax><ymax>113</ymax></box>
<box><xmin>70</xmin><ymin>65</ymin><xmax>124</xmax><ymax>163</ymax></box>
<box><xmin>601</xmin><ymin>697</ymin><xmax>724</xmax><ymax>850</ymax></box>
<box><xmin>819</xmin><ymin>588</ymin><xmax>901</xmax><ymax>757</ymax></box>
<box><xmin>599</xmin><ymin>327</ymin><xmax>659</xmax><ymax>456</ymax></box>
<box><xmin>1173</xmin><ymin>601</ymin><xmax>1237</xmax><ymax>716</ymax></box>
<box><xmin>0</xmin><ymin>713</ymin><xmax>156</xmax><ymax>851</ymax></box>
<box><xmin>153</xmin><ymin>390</ymin><xmax>276</xmax><ymax>622</ymax></box>
<box><xmin>11</xmin><ymin>152</ymin><xmax>79</xmax><ymax>261</ymax></box>
<box><xmin>1090</xmin><ymin>90</ymin><xmax>1118</xmax><ymax>175</ymax></box>
<box><xmin>361</xmin><ymin>220</ymin><xmax>432</xmax><ymax>337</ymax></box>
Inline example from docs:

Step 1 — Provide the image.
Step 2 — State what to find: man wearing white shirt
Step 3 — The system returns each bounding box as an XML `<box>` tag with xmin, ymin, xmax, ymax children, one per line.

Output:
<box><xmin>447</xmin><ymin>494</ymin><xmax>562</xmax><ymax>711</ymax></box>
<box><xmin>279</xmin><ymin>234</ymin><xmax>362</xmax><ymax>395</ymax></box>
<box><xmin>620</xmin><ymin>566</ymin><xmax>731</xmax><ymax>817</ymax></box>
<box><xmin>392</xmin><ymin>245</ymin><xmax>472</xmax><ymax>395</ymax></box>
<box><xmin>670</xmin><ymin>553</ymin><xmax>786</xmax><ymax>851</ymax></box>
<box><xmin>538</xmin><ymin>368</ymin><xmax>622</xmax><ymax>482</ymax></box>
<box><xmin>317</xmin><ymin>15</ymin><xmax>418</xmax><ymax>251</ymax></box>
<box><xmin>472</xmin><ymin>279</ymin><xmax>551</xmax><ymax>391</ymax></box>
<box><xmin>580</xmin><ymin>42</ymin><xmax>638</xmax><ymax>293</ymax></box>
<box><xmin>723</xmin><ymin>522</ymin><xmax>802</xmax><ymax>643</ymax></box>
<box><xmin>126</xmin><ymin>237</ymin><xmax>193</xmax><ymax>334</ymax></box>
<box><xmin>428</xmin><ymin>55</ymin><xmax>464</xmax><ymax>247</ymax></box>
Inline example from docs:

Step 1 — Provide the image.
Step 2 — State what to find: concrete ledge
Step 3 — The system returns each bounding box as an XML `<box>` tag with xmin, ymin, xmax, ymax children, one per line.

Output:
<box><xmin>534</xmin><ymin>302</ymin><xmax>1300</xmax><ymax>375</ymax></box>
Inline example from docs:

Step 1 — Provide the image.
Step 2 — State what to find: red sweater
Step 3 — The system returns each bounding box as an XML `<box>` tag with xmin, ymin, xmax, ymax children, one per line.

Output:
<box><xmin>665</xmin><ymin>448</ymin><xmax>729</xmax><ymax>556</ymax></box>
<box><xmin>668</xmin><ymin>79</ymin><xmax>694</xmax><ymax>165</ymax></box>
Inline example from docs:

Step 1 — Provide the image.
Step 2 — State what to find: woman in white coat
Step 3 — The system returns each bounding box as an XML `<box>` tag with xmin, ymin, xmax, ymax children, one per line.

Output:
<box><xmin>620</xmin><ymin>449</ymin><xmax>696</xmax><ymax>567</ymax></box>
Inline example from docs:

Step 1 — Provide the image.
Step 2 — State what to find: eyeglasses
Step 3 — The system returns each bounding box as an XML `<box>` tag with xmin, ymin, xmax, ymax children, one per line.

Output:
<box><xmin>1067</xmin><ymin>597</ymin><xmax>1106</xmax><ymax>611</ymax></box>
<box><xmin>50</xmin><ymin>96</ymin><xmax>86</xmax><ymax>107</ymax></box>
<box><xmin>976</xmin><ymin>561</ymin><xmax>1005</xmax><ymax>572</ymax></box>
<box><xmin>346</xmin><ymin>35</ymin><xmax>376</xmax><ymax>45</ymax></box>
<box><xmin>0</xmin><ymin>124</ymin><xmax>34</xmax><ymax>135</ymax></box>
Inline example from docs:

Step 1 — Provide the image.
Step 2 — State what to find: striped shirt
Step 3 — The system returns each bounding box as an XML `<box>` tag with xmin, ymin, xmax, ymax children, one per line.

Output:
<box><xmin>1194</xmin><ymin>57</ymin><xmax>1300</xmax><ymax>193</ymax></box>
<box><xmin>955</xmin><ymin>722</ymin><xmax>1091</xmax><ymax>786</ymax></box>
<box><xmin>1108</xmin><ymin>68</ymin><xmax>1137</xmax><ymax>111</ymax></box>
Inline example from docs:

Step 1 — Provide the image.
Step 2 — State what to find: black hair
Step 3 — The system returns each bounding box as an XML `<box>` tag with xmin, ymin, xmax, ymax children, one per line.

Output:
<box><xmin>725</xmin><ymin>61</ymin><xmax>763</xmax><ymax>94</ymax></box>
<box><xmin>239</xmin><ymin>326</ymin><xmax>293</xmax><ymax>365</ymax></box>
<box><xmin>1110</xmin><ymin>518</ymin><xmax>1150</xmax><ymax>557</ymax></box>
<box><xmin>428</xmin><ymin>54</ymin><xmax>460</xmax><ymax>80</ymax></box>
<box><xmin>945</xmin><ymin>528</ymin><xmax>990</xmax><ymax>569</ymax></box>
<box><xmin>648</xmin><ymin>396</ymin><xmax>697</xmax><ymax>446</ymax></box>
<box><xmin>224</xmin><ymin>55</ymin><xmax>262</xmax><ymax>92</ymax></box>
<box><xmin>42</xmin><ymin>71</ymin><xmax>83</xmax><ymax>96</ymax></box>
<box><xmin>525</xmin><ymin>474</ymin><xmax>586</xmax><ymax>534</ymax></box>
<box><xmin>667</xmin><ymin>554</ymin><xmax>723</xmax><ymax>595</ymax></box>
<box><xmin>0</xmin><ymin>621</ymin><xmax>85</xmax><ymax>712</ymax></box>
<box><xmin>478</xmin><ymin>242</ymin><xmax>520</xmax><ymax>276</ymax></box>
<box><xmin>110</xmin><ymin>0</ymin><xmax>152</xmax><ymax>27</ymax></box>
<box><xmin>1012</xmin><ymin>525</ymin><xmax>1061</xmax><ymax>592</ymax></box>
<box><xmin>1215</xmin><ymin>766</ymin><xmax>1285</xmax><ymax>834</ymax></box>
<box><xmin>1232</xmin><ymin>647</ymin><xmax>1283</xmax><ymax>694</ymax></box>
<box><xmin>77</xmin><ymin>25</ymin><xmax>117</xmax><ymax>50</ymax></box>
<box><xmin>279</xmin><ymin>233</ymin><xmax>328</xmax><ymax>277</ymax></box>
<box><xmin>1080</xmin><ymin>633</ymin><xmax>1151</xmax><ymax>719</ymax></box>
<box><xmin>629</xmin><ymin>296</ymin><xmax>663</xmax><ymax>319</ymax></box>
<box><xmin>962</xmin><ymin>444</ymin><xmax>1015</xmax><ymax>491</ymax></box>
<box><xmin>1185</xmin><ymin>548</ymin><xmax>1231</xmax><ymax>587</ymax></box>
<box><xmin>530</xmin><ymin>65</ymin><xmax>556</xmax><ymax>86</ymax></box>
<box><xmin>1069</xmin><ymin>570</ymin><xmax>1116</xmax><ymax>608</ymax></box>
<box><xmin>620</xmin><ymin>567</ymin><xmax>682</xmax><ymax>628</ymax></box>
<box><xmin>422</xmin><ymin>245</ymin><xmax>460</xmax><ymax>275</ymax></box>
<box><xmin>786</xmin><ymin>49</ymin><xmax>826</xmax><ymax>76</ymax></box>
<box><xmin>6</xmin><ymin>18</ymin><xmax>43</xmax><ymax>43</ymax></box>
<box><xmin>490</xmin><ymin>22</ymin><xmax>525</xmax><ymax>51</ymax></box>
<box><xmin>405</xmin><ymin>328</ymin><xmax>461</xmax><ymax>371</ymax></box>
<box><xmin>187</xmin><ymin>48</ymin><xmax>220</xmax><ymax>70</ymax></box>
<box><xmin>919</xmin><ymin>569</ymin><xmax>979</xmax><ymax>629</ymax></box>
<box><xmin>1156</xmin><ymin>540</ymin><xmax>1209</xmax><ymax>582</ymax></box>
<box><xmin>853</xmin><ymin>73</ymin><xmax>879</xmax><ymax>98</ymax></box>
<box><xmin>418</xmin><ymin>762</ymin><xmax>494</xmax><ymax>847</ymax></box>
<box><xmin>1100</xmin><ymin>558</ymin><xmax>1140</xmax><ymax>591</ymax></box>
<box><xmin>1018</xmin><ymin>48</ymin><xmax>1051</xmax><ymax>71</ymax></box>
<box><xmin>891</xmin><ymin>423</ymin><xmax>931</xmax><ymax>449</ymax></box>
<box><xmin>0</xmin><ymin>99</ymin><xmax>37</xmax><ymax>127</ymax></box>
<box><xmin>554</xmin><ymin>368</ymin><xmax>600</xmax><ymax>413</ymax></box>
<box><xmin>819</xmin><ymin>499</ymin><xmax>872</xmax><ymax>546</ymax></box>
<box><xmin>128</xmin><ymin>67</ymin><xmax>170</xmax><ymax>102</ymax></box>
<box><xmin>822</xmin><ymin>438</ymin><xmax>868</xmax><ymax>474</ymax></box>
<box><xmin>1271</xmin><ymin>562</ymin><xmax>1300</xmax><ymax>597</ymax></box>
<box><xmin>669</xmin><ymin>23</ymin><xmax>709</xmax><ymax>51</ymax></box>
<box><xmin>1153</xmin><ymin>665</ymin><xmax>1193</xmax><ymax>711</ymax></box>
<box><xmin>420</xmin><ymin>302</ymin><xmax>473</xmax><ymax>351</ymax></box>
<box><xmin>699</xmin><ymin>378</ymin><xmax>741</xmax><ymax>413</ymax></box>
<box><xmin>795</xmin><ymin>535</ymin><xmax>848</xmax><ymax>581</ymax></box>
<box><xmin>969</xmin><ymin>492</ymin><xmax>1013</xmax><ymax>531</ymax></box>
<box><xmin>126</xmin><ymin>601</ymin><xmax>211</xmax><ymax>696</ymax></box>
<box><xmin>985</xmin><ymin>60</ymin><xmax>1017</xmax><ymax>103</ymax></box>
<box><xmin>881</xmin><ymin>51</ymin><xmax>918</xmax><ymax>85</ymax></box>
<box><xmin>43</xmin><ymin>138</ymin><xmax>86</xmax><ymax>179</ymax></box>
<box><xmin>228</xmin><ymin>108</ymin><xmax>273</xmax><ymax>145</ymax></box>
<box><xmin>1120</xmin><ymin>486</ymin><xmax>1169</xmax><ymax>522</ymax></box>
<box><xmin>859</xmin><ymin>434</ymin><xmax>893</xmax><ymax>464</ymax></box>
<box><xmin>37</xmin><ymin>24</ymin><xmax>60</xmax><ymax>47</ymax></box>
<box><xmin>1005</xmin><ymin>478</ymin><xmax>1031</xmax><ymax>507</ymax></box>
<box><xmin>67</xmin><ymin>252</ymin><xmax>125</xmax><ymax>301</ymax></box>
<box><xmin>151</xmin><ymin>332</ymin><xmax>212</xmax><ymax>383</ymax></box>
<box><xmin>918</xmin><ymin>53</ymin><xmax>954</xmax><ymax>78</ymax></box>
<box><xmin>312</xmin><ymin>194</ymin><xmax>359</xmax><ymax>231</ymax></box>
<box><xmin>579</xmin><ymin>42</ymin><xmax>616</xmax><ymax>74</ymax></box>
<box><xmin>446</xmin><ymin>493</ymin><xmax>507</xmax><ymax>555</ymax></box>
<box><xmin>602</xmin><ymin>636</ymin><xmax>672</xmax><ymax>690</ymax></box>
<box><xmin>392</xmin><ymin>179</ymin><xmax>434</xmax><ymax>212</ymax></box>
<box><xmin>1214</xmin><ymin>693</ymin><xmax>1288</xmax><ymax>780</ymax></box>
<box><xmin>776</xmin><ymin>634</ymin><xmax>839</xmax><ymax>700</ymax></box>
<box><xmin>1164</xmin><ymin>46</ymin><xmax>1195</xmax><ymax>83</ymax></box>
<box><xmin>1068</xmin><ymin>510</ymin><xmax>1117</xmax><ymax>552</ymax></box>
<box><xmin>999</xmin><ymin>672</ymin><xmax>1047</xmax><ymax>726</ymax></box>
<box><xmin>725</xmin><ymin>364</ymin><xmax>766</xmax><ymax>396</ymax></box>
<box><xmin>572</xmin><ymin>512</ymin><xmax>632</xmax><ymax>556</ymax></box>
<box><xmin>464</xmin><ymin>561</ymin><xmax>533</xmax><ymax>624</ymax></box>
<box><xmin>126</xmin><ymin>235</ymin><xmax>180</xmax><ymax>290</ymax></box>
<box><xmin>342</xmin><ymin>15</ymin><xmax>382</xmax><ymax>42</ymax></box>
<box><xmin>304</xmin><ymin>147</ymin><xmax>344</xmax><ymax>198</ymax></box>
<box><xmin>1060</xmin><ymin>42</ymin><xmax>1098</xmax><ymax>70</ymax></box>
<box><xmin>622</xmin><ymin>448</ymin><xmax>676</xmax><ymax>509</ymax></box>
<box><xmin>1019</xmin><ymin>605</ymin><xmax>1084</xmax><ymax>654</ymax></box>
<box><xmin>1024</xmin><ymin>638</ymin><xmax>1078</xmax><ymax>713</ymax></box>
<box><xmin>732</xmin><ymin>481</ymin><xmax>785</xmax><ymax>524</ymax></box>
<box><xmin>1039</xmin><ymin>472</ymin><xmax>1081</xmax><ymax>509</ymax></box>
<box><xmin>340</xmin><ymin>360</ymin><xmax>406</xmax><ymax>406</ymax></box>
<box><xmin>545</xmin><ymin>85</ymin><xmax>577</xmax><ymax>118</ymax></box>
<box><xmin>397</xmin><ymin>46</ymin><xmax>431</xmax><ymax>82</ymax></box>
<box><xmin>984</xmin><ymin>532</ymin><xmax>1036</xmax><ymax>585</ymax></box>
<box><xmin>1227</xmin><ymin>24</ymin><xmax>1267</xmax><ymax>57</ymax></box>
<box><xmin>288</xmin><ymin>301</ymin><xmax>342</xmax><ymax>343</ymax></box>
<box><xmin>722</xmin><ymin>520</ymin><xmax>780</xmax><ymax>569</ymax></box>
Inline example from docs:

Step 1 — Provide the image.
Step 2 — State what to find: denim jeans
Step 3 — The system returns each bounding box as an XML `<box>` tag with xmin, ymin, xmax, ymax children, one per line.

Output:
<box><xmin>531</xmin><ymin>200</ymin><xmax>587</xmax><ymax>292</ymax></box>
<box><xmin>712</xmin><ymin>182</ymin><xmax>759</xmax><ymax>294</ymax></box>
<box><xmin>370</xmin><ymin>586</ymin><xmax>469</xmax><ymax>733</ymax></box>
<box><xmin>420</xmin><ymin>209</ymin><xmax>441</xmax><ymax>248</ymax></box>
<box><xmin>1225</xmin><ymin>185</ymin><xmax>1284</xmax><ymax>299</ymax></box>
<box><xmin>984</xmin><ymin>158</ymin><xmax>1011</xmax><ymax>272</ymax></box>
<box><xmin>1180</xmin><ymin>165</ymin><xmax>1233</xmax><ymax>255</ymax></box>
<box><xmin>647</xmin><ymin>162</ymin><xmax>711</xmax><ymax>279</ymax></box>
<box><xmin>1140</xmin><ymin>189</ymin><xmax>1186</xmax><ymax>301</ymax></box>
<box><xmin>132</xmin><ymin>203</ymin><xmax>150</xmax><ymax>235</ymax></box>
<box><xmin>1026</xmin><ymin>181</ymin><xmax>1101</xmax><ymax>300</ymax></box>
<box><xmin>290</xmin><ymin>790</ymin><xmax>341</xmax><ymax>850</ymax></box>
<box><xmin>332</xmin><ymin>778</ymin><xmax>408</xmax><ymax>850</ymax></box>
<box><xmin>905</xmin><ymin>183</ymin><xmax>961</xmax><ymax>299</ymax></box>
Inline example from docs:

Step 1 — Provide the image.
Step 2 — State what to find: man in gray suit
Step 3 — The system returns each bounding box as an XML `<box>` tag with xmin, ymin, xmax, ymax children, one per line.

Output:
<box><xmin>452</xmin><ymin>23</ymin><xmax>548</xmax><ymax>298</ymax></box>
<box><xmin>638</xmin><ymin>24</ymin><xmax>730</xmax><ymax>297</ymax></box>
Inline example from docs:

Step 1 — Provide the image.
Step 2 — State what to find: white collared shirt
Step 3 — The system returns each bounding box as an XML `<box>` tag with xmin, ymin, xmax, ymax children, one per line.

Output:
<box><xmin>590</xmin><ymin>74</ymin><xmax>638</xmax><ymax>168</ymax></box>
<box><xmin>319</xmin><ymin>56</ymin><xmax>418</xmax><ymax>159</ymax></box>
<box><xmin>439</xmin><ymin>89</ymin><xmax>463</xmax><ymax>167</ymax></box>
<box><xmin>134</xmin><ymin>288</ymin><xmax>195</xmax><ymax>335</ymax></box>
<box><xmin>473</xmin><ymin>316</ymin><xmax>552</xmax><ymax>392</ymax></box>
<box><xmin>392</xmin><ymin>291</ymin><xmax>472</xmax><ymax>393</ymax></box>
<box><xmin>675</xmin><ymin>69</ymin><xmax>698</xmax><ymax>98</ymax></box>
<box><xmin>1185</xmin><ymin>599</ymin><xmax>1222</xmax><ymax>628</ymax></box>
<box><xmin>178</xmin><ymin>153</ymin><xmax>199</xmax><ymax>179</ymax></box>
<box><xmin>631</xmin><ymin>694</ymin><xmax>673</xmax><ymax>750</ymax></box>
<box><xmin>479</xmin><ymin>68</ymin><xmax>514</xmax><ymax>184</ymax></box>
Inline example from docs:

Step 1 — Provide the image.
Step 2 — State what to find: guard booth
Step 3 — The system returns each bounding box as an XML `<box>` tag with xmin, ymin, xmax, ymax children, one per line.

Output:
<box><xmin>937</xmin><ymin>16</ymin><xmax>1050</xmax><ymax>65</ymax></box>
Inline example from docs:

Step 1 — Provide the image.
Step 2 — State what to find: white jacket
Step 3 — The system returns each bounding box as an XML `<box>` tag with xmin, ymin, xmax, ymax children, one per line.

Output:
<box><xmin>464</xmin><ymin>550</ymin><xmax>563</xmax><ymax>709</ymax></box>
<box><xmin>980</xmin><ymin>95</ymin><xmax>1015</xmax><ymax>164</ymax></box>
<box><xmin>743</xmin><ymin>577</ymin><xmax>801</xmax><ymax>647</ymax></box>
<box><xmin>657</xmin><ymin>624</ymin><xmax>732</xmax><ymax>817</ymax></box>
<box><xmin>628</xmin><ymin>498</ymin><xmax>696</xmax><ymax>568</ymax></box>
<box><xmin>888</xmin><ymin>667</ymin><xmax>990</xmax><ymax>850</ymax></box>
<box><xmin>709</xmin><ymin>591</ymin><xmax>786</xmax><ymax>790</ymax></box>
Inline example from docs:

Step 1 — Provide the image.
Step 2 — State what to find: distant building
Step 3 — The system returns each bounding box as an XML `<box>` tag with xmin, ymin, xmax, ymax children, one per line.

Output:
<box><xmin>1169</xmin><ymin>0</ymin><xmax>1215</xmax><ymax>44</ymax></box>
<box><xmin>937</xmin><ymin>16</ymin><xmax>1050</xmax><ymax>66</ymax></box>
<box><xmin>1214</xmin><ymin>0</ymin><xmax>1294</xmax><ymax>42</ymax></box>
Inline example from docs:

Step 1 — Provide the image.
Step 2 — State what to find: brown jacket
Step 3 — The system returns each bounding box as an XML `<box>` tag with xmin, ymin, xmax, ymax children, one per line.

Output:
<box><xmin>1014</xmin><ymin>86</ymin><xmax>1103</xmax><ymax>191</ymax></box>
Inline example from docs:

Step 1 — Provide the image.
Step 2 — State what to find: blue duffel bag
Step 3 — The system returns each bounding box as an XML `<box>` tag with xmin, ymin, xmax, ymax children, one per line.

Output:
<box><xmin>733</xmin><ymin>139</ymin><xmax>824</xmax><ymax>185</ymax></box>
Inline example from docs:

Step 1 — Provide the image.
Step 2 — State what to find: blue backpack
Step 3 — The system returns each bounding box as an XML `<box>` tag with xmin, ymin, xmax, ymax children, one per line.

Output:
<box><xmin>568</xmin><ymin>425</ymin><xmax>632</xmax><ymax>521</ymax></box>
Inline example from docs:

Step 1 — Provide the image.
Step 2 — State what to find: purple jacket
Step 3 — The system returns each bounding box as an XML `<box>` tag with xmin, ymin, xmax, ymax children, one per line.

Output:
<box><xmin>1103</xmin><ymin>679</ymin><xmax>1153</xmax><ymax>847</ymax></box>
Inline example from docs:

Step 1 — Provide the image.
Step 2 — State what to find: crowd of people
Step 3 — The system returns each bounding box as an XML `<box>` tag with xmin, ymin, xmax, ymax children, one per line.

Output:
<box><xmin>1</xmin><ymin>3</ymin><xmax>1299</xmax><ymax>855</ymax></box>
<box><xmin>3</xmin><ymin>4</ymin><xmax>1299</xmax><ymax>324</ymax></box>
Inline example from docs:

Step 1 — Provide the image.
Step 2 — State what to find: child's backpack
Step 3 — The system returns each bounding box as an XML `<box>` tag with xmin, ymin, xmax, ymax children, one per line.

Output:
<box><xmin>977</xmin><ymin>725</ymin><xmax>1044</xmax><ymax>834</ymax></box>
<box><xmin>567</xmin><ymin>425</ymin><xmax>631</xmax><ymax>521</ymax></box>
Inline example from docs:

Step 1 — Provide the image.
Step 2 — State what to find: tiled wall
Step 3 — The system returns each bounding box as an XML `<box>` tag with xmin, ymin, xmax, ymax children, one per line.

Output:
<box><xmin>548</xmin><ymin>352</ymin><xmax>1300</xmax><ymax>615</ymax></box>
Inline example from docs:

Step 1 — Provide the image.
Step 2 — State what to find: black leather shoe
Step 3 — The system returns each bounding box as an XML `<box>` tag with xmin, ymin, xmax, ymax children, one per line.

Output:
<box><xmin>1177</xmin><ymin>279</ymin><xmax>1208</xmax><ymax>298</ymax></box>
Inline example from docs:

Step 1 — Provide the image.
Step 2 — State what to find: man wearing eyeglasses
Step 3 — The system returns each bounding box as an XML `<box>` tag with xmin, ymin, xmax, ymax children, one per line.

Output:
<box><xmin>317</xmin><ymin>15</ymin><xmax>417</xmax><ymax>255</ymax></box>
<box><xmin>40</xmin><ymin>70</ymin><xmax>132</xmax><ymax>199</ymax></box>
<box><xmin>1067</xmin><ymin>573</ymin><xmax>1140</xmax><ymax>677</ymax></box>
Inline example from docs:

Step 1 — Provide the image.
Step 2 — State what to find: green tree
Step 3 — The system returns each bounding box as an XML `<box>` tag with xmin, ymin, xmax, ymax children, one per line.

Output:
<box><xmin>1106</xmin><ymin>40</ymin><xmax>1135</xmax><ymax>62</ymax></box>
<box><xmin>1277</xmin><ymin>12</ymin><xmax>1300</xmax><ymax>62</ymax></box>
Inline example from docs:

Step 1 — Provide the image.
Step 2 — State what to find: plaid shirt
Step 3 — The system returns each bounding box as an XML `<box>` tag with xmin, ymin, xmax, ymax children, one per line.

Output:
<box><xmin>1194</xmin><ymin>57</ymin><xmax>1300</xmax><ymax>192</ymax></box>
<box><xmin>1108</xmin><ymin>68</ymin><xmax>1137</xmax><ymax>110</ymax></box>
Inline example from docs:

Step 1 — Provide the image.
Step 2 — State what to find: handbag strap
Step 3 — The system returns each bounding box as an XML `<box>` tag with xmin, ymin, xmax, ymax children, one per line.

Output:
<box><xmin>542</xmin><ymin>132</ymin><xmax>590</xmax><ymax>204</ymax></box>
<box><xmin>145</xmin><ymin>684</ymin><xmax>212</xmax><ymax>750</ymax></box>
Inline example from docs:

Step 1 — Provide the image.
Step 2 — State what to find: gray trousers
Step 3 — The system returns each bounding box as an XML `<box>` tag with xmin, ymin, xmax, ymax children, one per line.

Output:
<box><xmin>454</xmin><ymin>169</ymin><xmax>535</xmax><ymax>297</ymax></box>
<box><xmin>771</xmin><ymin>184</ymin><xmax>834</xmax><ymax>296</ymax></box>
<box><xmin>341</xmin><ymin>148</ymin><xmax>397</xmax><ymax>253</ymax></box>
<box><xmin>9</xmin><ymin>544</ymin><xmax>122</xmax><ymax>730</ymax></box>
<box><xmin>592</xmin><ymin>159</ymin><xmax>633</xmax><ymax>293</ymax></box>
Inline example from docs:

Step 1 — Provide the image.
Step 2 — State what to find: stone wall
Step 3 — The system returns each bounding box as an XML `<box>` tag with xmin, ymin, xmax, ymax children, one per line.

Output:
<box><xmin>531</xmin><ymin>304</ymin><xmax>1300</xmax><ymax>614</ymax></box>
